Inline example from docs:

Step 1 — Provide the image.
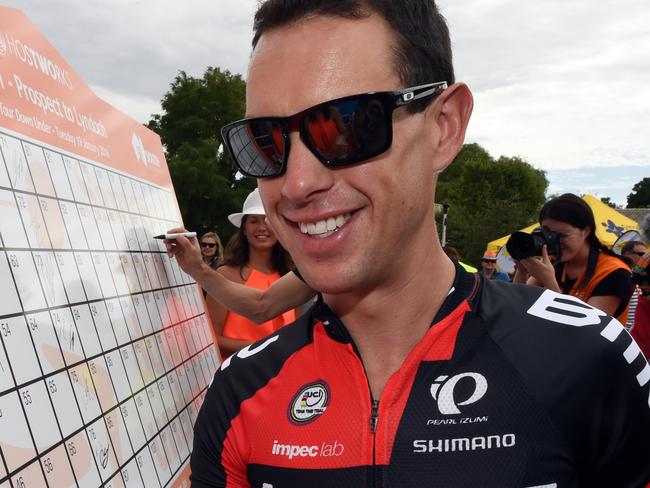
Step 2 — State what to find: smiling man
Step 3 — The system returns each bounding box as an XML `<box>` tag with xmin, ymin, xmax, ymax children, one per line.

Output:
<box><xmin>165</xmin><ymin>1</ymin><xmax>650</xmax><ymax>487</ymax></box>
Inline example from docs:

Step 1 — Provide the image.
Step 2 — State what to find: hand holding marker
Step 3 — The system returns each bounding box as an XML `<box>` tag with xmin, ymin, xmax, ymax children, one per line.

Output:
<box><xmin>153</xmin><ymin>232</ymin><xmax>197</xmax><ymax>240</ymax></box>
<box><xmin>156</xmin><ymin>230</ymin><xmax>198</xmax><ymax>259</ymax></box>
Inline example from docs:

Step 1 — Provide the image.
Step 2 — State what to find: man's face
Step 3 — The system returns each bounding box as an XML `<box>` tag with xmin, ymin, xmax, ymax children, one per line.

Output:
<box><xmin>624</xmin><ymin>243</ymin><xmax>647</xmax><ymax>266</ymax></box>
<box><xmin>481</xmin><ymin>259</ymin><xmax>496</xmax><ymax>274</ymax></box>
<box><xmin>248</xmin><ymin>14</ymin><xmax>446</xmax><ymax>296</ymax></box>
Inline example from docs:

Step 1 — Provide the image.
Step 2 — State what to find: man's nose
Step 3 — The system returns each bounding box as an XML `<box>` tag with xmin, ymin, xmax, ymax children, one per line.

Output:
<box><xmin>280</xmin><ymin>133</ymin><xmax>335</xmax><ymax>204</ymax></box>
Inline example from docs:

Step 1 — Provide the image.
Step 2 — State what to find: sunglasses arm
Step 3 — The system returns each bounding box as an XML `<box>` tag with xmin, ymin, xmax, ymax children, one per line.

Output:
<box><xmin>395</xmin><ymin>82</ymin><xmax>448</xmax><ymax>106</ymax></box>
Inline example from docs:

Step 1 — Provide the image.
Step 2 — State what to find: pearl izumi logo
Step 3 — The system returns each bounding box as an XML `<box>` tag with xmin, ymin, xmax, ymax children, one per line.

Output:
<box><xmin>430</xmin><ymin>372</ymin><xmax>488</xmax><ymax>415</ymax></box>
<box><xmin>288</xmin><ymin>380</ymin><xmax>330</xmax><ymax>425</ymax></box>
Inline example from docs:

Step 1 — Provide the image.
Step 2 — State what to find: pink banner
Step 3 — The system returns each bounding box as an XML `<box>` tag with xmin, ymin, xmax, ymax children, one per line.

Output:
<box><xmin>0</xmin><ymin>6</ymin><xmax>171</xmax><ymax>188</ymax></box>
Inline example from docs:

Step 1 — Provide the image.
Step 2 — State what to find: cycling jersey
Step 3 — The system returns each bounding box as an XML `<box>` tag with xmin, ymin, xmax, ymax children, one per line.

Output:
<box><xmin>190</xmin><ymin>266</ymin><xmax>650</xmax><ymax>487</ymax></box>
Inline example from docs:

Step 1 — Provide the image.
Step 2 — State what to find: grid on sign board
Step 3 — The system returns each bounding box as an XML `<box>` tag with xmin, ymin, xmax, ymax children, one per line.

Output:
<box><xmin>0</xmin><ymin>129</ymin><xmax>220</xmax><ymax>488</ymax></box>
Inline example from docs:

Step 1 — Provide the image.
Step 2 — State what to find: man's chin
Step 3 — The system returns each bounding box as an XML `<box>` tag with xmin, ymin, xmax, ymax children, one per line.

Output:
<box><xmin>298</xmin><ymin>264</ymin><xmax>365</xmax><ymax>296</ymax></box>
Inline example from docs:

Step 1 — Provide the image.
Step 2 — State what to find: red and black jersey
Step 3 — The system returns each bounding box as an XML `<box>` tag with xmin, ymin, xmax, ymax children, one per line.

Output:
<box><xmin>191</xmin><ymin>266</ymin><xmax>650</xmax><ymax>487</ymax></box>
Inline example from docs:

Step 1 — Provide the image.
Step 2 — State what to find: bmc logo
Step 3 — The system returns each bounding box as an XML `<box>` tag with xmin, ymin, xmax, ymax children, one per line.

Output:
<box><xmin>430</xmin><ymin>372</ymin><xmax>488</xmax><ymax>415</ymax></box>
<box><xmin>527</xmin><ymin>289</ymin><xmax>606</xmax><ymax>327</ymax></box>
<box><xmin>529</xmin><ymin>290</ymin><xmax>650</xmax><ymax>397</ymax></box>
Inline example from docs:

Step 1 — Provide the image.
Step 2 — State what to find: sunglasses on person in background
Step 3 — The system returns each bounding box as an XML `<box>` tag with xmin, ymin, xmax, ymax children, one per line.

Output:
<box><xmin>221</xmin><ymin>82</ymin><xmax>448</xmax><ymax>178</ymax></box>
<box><xmin>632</xmin><ymin>251</ymin><xmax>646</xmax><ymax>256</ymax></box>
<box><xmin>201</xmin><ymin>242</ymin><xmax>217</xmax><ymax>248</ymax></box>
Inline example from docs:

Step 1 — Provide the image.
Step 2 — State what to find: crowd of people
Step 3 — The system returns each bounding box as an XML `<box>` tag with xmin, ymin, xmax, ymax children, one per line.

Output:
<box><xmin>199</xmin><ymin>191</ymin><xmax>650</xmax><ymax>361</ymax></box>
<box><xmin>163</xmin><ymin>0</ymin><xmax>649</xmax><ymax>486</ymax></box>
<box><xmin>475</xmin><ymin>194</ymin><xmax>649</xmax><ymax>358</ymax></box>
<box><xmin>197</xmin><ymin>197</ymin><xmax>650</xmax><ymax>360</ymax></box>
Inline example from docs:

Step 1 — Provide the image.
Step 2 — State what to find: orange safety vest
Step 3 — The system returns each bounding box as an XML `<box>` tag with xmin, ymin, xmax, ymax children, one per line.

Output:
<box><xmin>221</xmin><ymin>268</ymin><xmax>296</xmax><ymax>342</ymax></box>
<box><xmin>563</xmin><ymin>252</ymin><xmax>631</xmax><ymax>324</ymax></box>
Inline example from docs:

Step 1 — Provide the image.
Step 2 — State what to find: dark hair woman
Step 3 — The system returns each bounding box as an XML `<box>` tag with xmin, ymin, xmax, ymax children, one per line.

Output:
<box><xmin>205</xmin><ymin>189</ymin><xmax>296</xmax><ymax>358</ymax></box>
<box><xmin>513</xmin><ymin>193</ymin><xmax>633</xmax><ymax>322</ymax></box>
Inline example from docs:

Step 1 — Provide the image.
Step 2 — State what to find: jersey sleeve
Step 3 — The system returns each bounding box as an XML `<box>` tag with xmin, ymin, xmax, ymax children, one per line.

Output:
<box><xmin>190</xmin><ymin>372</ymin><xmax>248</xmax><ymax>487</ymax></box>
<box><xmin>573</xmin><ymin>322</ymin><xmax>650</xmax><ymax>487</ymax></box>
<box><xmin>480</xmin><ymin>283</ymin><xmax>650</xmax><ymax>487</ymax></box>
<box><xmin>190</xmin><ymin>315</ymin><xmax>314</xmax><ymax>487</ymax></box>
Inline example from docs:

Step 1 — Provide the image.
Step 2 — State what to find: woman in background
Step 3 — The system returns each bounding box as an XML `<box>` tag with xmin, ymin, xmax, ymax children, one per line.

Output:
<box><xmin>514</xmin><ymin>193</ymin><xmax>633</xmax><ymax>323</ymax></box>
<box><xmin>206</xmin><ymin>188</ymin><xmax>296</xmax><ymax>358</ymax></box>
<box><xmin>200</xmin><ymin>231</ymin><xmax>223</xmax><ymax>270</ymax></box>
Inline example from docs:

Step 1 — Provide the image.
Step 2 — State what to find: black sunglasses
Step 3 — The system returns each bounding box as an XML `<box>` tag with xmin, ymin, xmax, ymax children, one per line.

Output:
<box><xmin>201</xmin><ymin>242</ymin><xmax>217</xmax><ymax>248</ymax></box>
<box><xmin>221</xmin><ymin>82</ymin><xmax>448</xmax><ymax>178</ymax></box>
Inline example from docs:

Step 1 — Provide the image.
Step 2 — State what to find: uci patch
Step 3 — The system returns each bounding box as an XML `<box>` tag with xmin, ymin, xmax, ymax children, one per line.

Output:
<box><xmin>288</xmin><ymin>380</ymin><xmax>331</xmax><ymax>426</ymax></box>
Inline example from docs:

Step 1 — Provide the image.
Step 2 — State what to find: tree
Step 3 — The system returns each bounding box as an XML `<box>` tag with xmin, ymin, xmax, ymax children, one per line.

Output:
<box><xmin>627</xmin><ymin>177</ymin><xmax>650</xmax><ymax>208</ymax></box>
<box><xmin>437</xmin><ymin>143</ymin><xmax>548</xmax><ymax>265</ymax></box>
<box><xmin>600</xmin><ymin>197</ymin><xmax>619</xmax><ymax>209</ymax></box>
<box><xmin>147</xmin><ymin>67</ymin><xmax>254</xmax><ymax>241</ymax></box>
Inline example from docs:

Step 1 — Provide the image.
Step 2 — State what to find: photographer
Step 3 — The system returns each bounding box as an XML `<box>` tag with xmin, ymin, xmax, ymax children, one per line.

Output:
<box><xmin>513</xmin><ymin>193</ymin><xmax>633</xmax><ymax>322</ymax></box>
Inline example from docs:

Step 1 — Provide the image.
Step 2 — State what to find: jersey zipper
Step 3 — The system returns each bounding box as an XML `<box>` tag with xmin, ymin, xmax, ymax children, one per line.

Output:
<box><xmin>340</xmin><ymin>330</ymin><xmax>382</xmax><ymax>487</ymax></box>
<box><xmin>369</xmin><ymin>398</ymin><xmax>380</xmax><ymax>487</ymax></box>
<box><xmin>370</xmin><ymin>399</ymin><xmax>380</xmax><ymax>433</ymax></box>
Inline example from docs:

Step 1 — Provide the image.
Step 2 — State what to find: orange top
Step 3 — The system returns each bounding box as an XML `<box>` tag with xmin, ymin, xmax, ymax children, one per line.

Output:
<box><xmin>564</xmin><ymin>252</ymin><xmax>631</xmax><ymax>324</ymax></box>
<box><xmin>221</xmin><ymin>268</ymin><xmax>296</xmax><ymax>342</ymax></box>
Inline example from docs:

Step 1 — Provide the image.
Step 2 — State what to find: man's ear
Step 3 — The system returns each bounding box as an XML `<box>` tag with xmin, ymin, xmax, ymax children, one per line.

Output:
<box><xmin>426</xmin><ymin>82</ymin><xmax>474</xmax><ymax>173</ymax></box>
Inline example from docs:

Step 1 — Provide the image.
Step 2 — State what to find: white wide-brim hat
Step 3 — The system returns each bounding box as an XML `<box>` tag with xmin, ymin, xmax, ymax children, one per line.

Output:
<box><xmin>227</xmin><ymin>188</ymin><xmax>266</xmax><ymax>228</ymax></box>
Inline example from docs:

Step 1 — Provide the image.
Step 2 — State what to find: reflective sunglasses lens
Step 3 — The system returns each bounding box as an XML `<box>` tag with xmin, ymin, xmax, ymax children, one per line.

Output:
<box><xmin>304</xmin><ymin>96</ymin><xmax>390</xmax><ymax>164</ymax></box>
<box><xmin>201</xmin><ymin>243</ymin><xmax>216</xmax><ymax>248</ymax></box>
<box><xmin>225</xmin><ymin>120</ymin><xmax>285</xmax><ymax>177</ymax></box>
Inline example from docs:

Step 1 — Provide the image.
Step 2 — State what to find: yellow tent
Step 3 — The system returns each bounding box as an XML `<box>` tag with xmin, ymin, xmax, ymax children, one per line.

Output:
<box><xmin>487</xmin><ymin>194</ymin><xmax>639</xmax><ymax>252</ymax></box>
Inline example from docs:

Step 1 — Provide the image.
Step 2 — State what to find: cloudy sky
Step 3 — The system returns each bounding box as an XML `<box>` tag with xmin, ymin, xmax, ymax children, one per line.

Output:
<box><xmin>5</xmin><ymin>0</ymin><xmax>649</xmax><ymax>206</ymax></box>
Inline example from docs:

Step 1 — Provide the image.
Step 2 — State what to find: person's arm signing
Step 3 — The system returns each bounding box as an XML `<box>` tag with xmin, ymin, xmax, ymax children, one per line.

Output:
<box><xmin>164</xmin><ymin>227</ymin><xmax>315</xmax><ymax>323</ymax></box>
<box><xmin>163</xmin><ymin>226</ymin><xmax>208</xmax><ymax>278</ymax></box>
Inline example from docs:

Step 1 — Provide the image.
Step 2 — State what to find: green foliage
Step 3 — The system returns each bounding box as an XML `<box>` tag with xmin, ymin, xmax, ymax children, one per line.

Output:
<box><xmin>627</xmin><ymin>177</ymin><xmax>650</xmax><ymax>208</ymax></box>
<box><xmin>600</xmin><ymin>197</ymin><xmax>619</xmax><ymax>209</ymax></box>
<box><xmin>147</xmin><ymin>66</ymin><xmax>551</xmax><ymax>258</ymax></box>
<box><xmin>437</xmin><ymin>143</ymin><xmax>548</xmax><ymax>265</ymax></box>
<box><xmin>147</xmin><ymin>67</ymin><xmax>253</xmax><ymax>242</ymax></box>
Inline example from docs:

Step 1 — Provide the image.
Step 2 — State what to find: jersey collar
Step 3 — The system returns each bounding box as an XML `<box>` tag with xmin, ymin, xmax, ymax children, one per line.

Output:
<box><xmin>313</xmin><ymin>262</ymin><xmax>480</xmax><ymax>344</ymax></box>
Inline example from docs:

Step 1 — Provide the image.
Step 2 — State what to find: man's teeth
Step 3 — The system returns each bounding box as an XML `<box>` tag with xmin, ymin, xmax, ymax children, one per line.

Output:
<box><xmin>299</xmin><ymin>213</ymin><xmax>351</xmax><ymax>236</ymax></box>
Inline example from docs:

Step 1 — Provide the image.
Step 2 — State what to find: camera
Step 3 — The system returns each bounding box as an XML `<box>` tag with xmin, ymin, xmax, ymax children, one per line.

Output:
<box><xmin>505</xmin><ymin>227</ymin><xmax>562</xmax><ymax>260</ymax></box>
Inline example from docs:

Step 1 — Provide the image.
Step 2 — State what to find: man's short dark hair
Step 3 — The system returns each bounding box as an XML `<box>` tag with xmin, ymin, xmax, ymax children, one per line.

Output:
<box><xmin>621</xmin><ymin>240</ymin><xmax>645</xmax><ymax>255</ymax></box>
<box><xmin>252</xmin><ymin>0</ymin><xmax>454</xmax><ymax>113</ymax></box>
